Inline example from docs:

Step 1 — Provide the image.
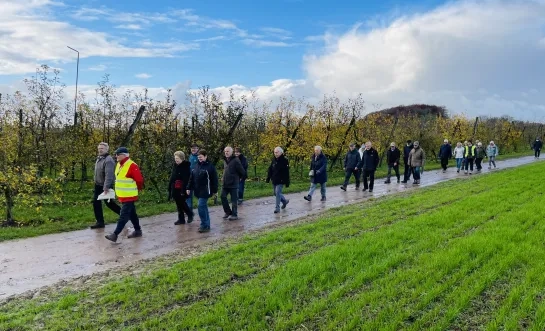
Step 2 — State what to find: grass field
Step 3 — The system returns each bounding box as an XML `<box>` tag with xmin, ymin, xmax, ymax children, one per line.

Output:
<box><xmin>1</xmin><ymin>158</ymin><xmax>545</xmax><ymax>330</ymax></box>
<box><xmin>0</xmin><ymin>152</ymin><xmax>531</xmax><ymax>242</ymax></box>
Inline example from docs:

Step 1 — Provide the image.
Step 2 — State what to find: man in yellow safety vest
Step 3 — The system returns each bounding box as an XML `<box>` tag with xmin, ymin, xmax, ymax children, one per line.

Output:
<box><xmin>105</xmin><ymin>147</ymin><xmax>145</xmax><ymax>242</ymax></box>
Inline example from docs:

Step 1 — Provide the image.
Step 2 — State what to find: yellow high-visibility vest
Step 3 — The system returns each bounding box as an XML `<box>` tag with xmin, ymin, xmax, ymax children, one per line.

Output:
<box><xmin>115</xmin><ymin>159</ymin><xmax>138</xmax><ymax>198</ymax></box>
<box><xmin>464</xmin><ymin>145</ymin><xmax>476</xmax><ymax>158</ymax></box>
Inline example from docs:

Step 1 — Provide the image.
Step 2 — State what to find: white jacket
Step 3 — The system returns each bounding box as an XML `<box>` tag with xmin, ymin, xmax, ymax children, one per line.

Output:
<box><xmin>453</xmin><ymin>146</ymin><xmax>465</xmax><ymax>158</ymax></box>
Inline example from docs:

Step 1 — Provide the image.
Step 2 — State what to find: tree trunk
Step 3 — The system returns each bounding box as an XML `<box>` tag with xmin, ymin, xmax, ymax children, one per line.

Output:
<box><xmin>80</xmin><ymin>160</ymin><xmax>87</xmax><ymax>189</ymax></box>
<box><xmin>4</xmin><ymin>186</ymin><xmax>15</xmax><ymax>225</ymax></box>
<box><xmin>329</xmin><ymin>115</ymin><xmax>356</xmax><ymax>171</ymax></box>
<box><xmin>121</xmin><ymin>105</ymin><xmax>146</xmax><ymax>147</ymax></box>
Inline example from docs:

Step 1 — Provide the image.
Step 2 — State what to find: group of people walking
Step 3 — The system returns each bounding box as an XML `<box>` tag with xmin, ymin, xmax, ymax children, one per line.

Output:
<box><xmin>90</xmin><ymin>137</ymin><xmax>505</xmax><ymax>241</ymax></box>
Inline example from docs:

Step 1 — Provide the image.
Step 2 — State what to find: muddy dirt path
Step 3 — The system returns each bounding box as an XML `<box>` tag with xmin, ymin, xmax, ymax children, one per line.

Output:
<box><xmin>0</xmin><ymin>156</ymin><xmax>538</xmax><ymax>299</ymax></box>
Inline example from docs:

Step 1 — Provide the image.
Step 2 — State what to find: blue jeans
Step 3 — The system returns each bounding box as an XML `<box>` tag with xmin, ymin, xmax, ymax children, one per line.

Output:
<box><xmin>273</xmin><ymin>185</ymin><xmax>287</xmax><ymax>211</ymax></box>
<box><xmin>197</xmin><ymin>198</ymin><xmax>210</xmax><ymax>229</ymax></box>
<box><xmin>238</xmin><ymin>180</ymin><xmax>245</xmax><ymax>200</ymax></box>
<box><xmin>412</xmin><ymin>167</ymin><xmax>422</xmax><ymax>180</ymax></box>
<box><xmin>114</xmin><ymin>201</ymin><xmax>141</xmax><ymax>235</ymax></box>
<box><xmin>186</xmin><ymin>191</ymin><xmax>194</xmax><ymax>209</ymax></box>
<box><xmin>308</xmin><ymin>182</ymin><xmax>326</xmax><ymax>198</ymax></box>
<box><xmin>456</xmin><ymin>158</ymin><xmax>463</xmax><ymax>169</ymax></box>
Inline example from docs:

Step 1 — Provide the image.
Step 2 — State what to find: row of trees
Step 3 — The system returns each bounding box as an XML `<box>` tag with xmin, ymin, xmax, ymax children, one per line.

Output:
<box><xmin>0</xmin><ymin>65</ymin><xmax>542</xmax><ymax>224</ymax></box>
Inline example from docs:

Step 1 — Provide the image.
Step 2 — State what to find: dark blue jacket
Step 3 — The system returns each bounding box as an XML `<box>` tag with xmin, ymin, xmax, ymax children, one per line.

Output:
<box><xmin>186</xmin><ymin>160</ymin><xmax>218</xmax><ymax>199</ymax></box>
<box><xmin>310</xmin><ymin>152</ymin><xmax>327</xmax><ymax>184</ymax></box>
<box><xmin>343</xmin><ymin>149</ymin><xmax>361</xmax><ymax>170</ymax></box>
<box><xmin>188</xmin><ymin>153</ymin><xmax>199</xmax><ymax>170</ymax></box>
<box><xmin>359</xmin><ymin>148</ymin><xmax>380</xmax><ymax>171</ymax></box>
<box><xmin>237</xmin><ymin>154</ymin><xmax>248</xmax><ymax>180</ymax></box>
<box><xmin>439</xmin><ymin>144</ymin><xmax>452</xmax><ymax>159</ymax></box>
<box><xmin>403</xmin><ymin>144</ymin><xmax>414</xmax><ymax>164</ymax></box>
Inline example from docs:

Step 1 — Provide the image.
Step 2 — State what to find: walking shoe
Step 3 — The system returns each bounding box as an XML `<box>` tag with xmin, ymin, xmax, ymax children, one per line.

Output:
<box><xmin>228</xmin><ymin>215</ymin><xmax>238</xmax><ymax>221</ymax></box>
<box><xmin>274</xmin><ymin>209</ymin><xmax>280</xmax><ymax>214</ymax></box>
<box><xmin>304</xmin><ymin>195</ymin><xmax>312</xmax><ymax>201</ymax></box>
<box><xmin>384</xmin><ymin>180</ymin><xmax>391</xmax><ymax>184</ymax></box>
<box><xmin>105</xmin><ymin>233</ymin><xmax>118</xmax><ymax>242</ymax></box>
<box><xmin>362</xmin><ymin>188</ymin><xmax>368</xmax><ymax>191</ymax></box>
<box><xmin>457</xmin><ymin>169</ymin><xmax>460</xmax><ymax>173</ymax></box>
<box><xmin>368</xmin><ymin>189</ymin><xmax>373</xmax><ymax>193</ymax></box>
<box><xmin>174</xmin><ymin>219</ymin><xmax>186</xmax><ymax>225</ymax></box>
<box><xmin>442</xmin><ymin>170</ymin><xmax>446</xmax><ymax>173</ymax></box>
<box><xmin>401</xmin><ymin>180</ymin><xmax>407</xmax><ymax>184</ymax></box>
<box><xmin>321</xmin><ymin>196</ymin><xmax>326</xmax><ymax>202</ymax></box>
<box><xmin>340</xmin><ymin>186</ymin><xmax>347</xmax><ymax>191</ymax></box>
<box><xmin>198</xmin><ymin>227</ymin><xmax>210</xmax><ymax>233</ymax></box>
<box><xmin>90</xmin><ymin>222</ymin><xmax>105</xmax><ymax>229</ymax></box>
<box><xmin>222</xmin><ymin>213</ymin><xmax>231</xmax><ymax>219</ymax></box>
<box><xmin>281</xmin><ymin>199</ymin><xmax>289</xmax><ymax>209</ymax></box>
<box><xmin>355</xmin><ymin>186</ymin><xmax>360</xmax><ymax>190</ymax></box>
<box><xmin>187</xmin><ymin>214</ymin><xmax>194</xmax><ymax>224</ymax></box>
<box><xmin>397</xmin><ymin>178</ymin><xmax>400</xmax><ymax>183</ymax></box>
<box><xmin>237</xmin><ymin>199</ymin><xmax>243</xmax><ymax>205</ymax></box>
<box><xmin>127</xmin><ymin>230</ymin><xmax>142</xmax><ymax>238</ymax></box>
<box><xmin>488</xmin><ymin>166</ymin><xmax>491</xmax><ymax>170</ymax></box>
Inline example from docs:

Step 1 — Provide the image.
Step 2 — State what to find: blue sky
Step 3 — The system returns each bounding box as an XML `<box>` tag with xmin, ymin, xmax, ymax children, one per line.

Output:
<box><xmin>1</xmin><ymin>0</ymin><xmax>545</xmax><ymax>120</ymax></box>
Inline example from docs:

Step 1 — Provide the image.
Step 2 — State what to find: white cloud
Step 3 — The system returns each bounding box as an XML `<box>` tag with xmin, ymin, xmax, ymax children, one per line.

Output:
<box><xmin>301</xmin><ymin>0</ymin><xmax>545</xmax><ymax>119</ymax></box>
<box><xmin>242</xmin><ymin>39</ymin><xmax>293</xmax><ymax>48</ymax></box>
<box><xmin>135</xmin><ymin>73</ymin><xmax>152</xmax><ymax>79</ymax></box>
<box><xmin>0</xmin><ymin>0</ymin><xmax>197</xmax><ymax>75</ymax></box>
<box><xmin>88</xmin><ymin>64</ymin><xmax>107</xmax><ymax>71</ymax></box>
<box><xmin>260</xmin><ymin>27</ymin><xmax>292</xmax><ymax>40</ymax></box>
<box><xmin>115</xmin><ymin>24</ymin><xmax>142</xmax><ymax>30</ymax></box>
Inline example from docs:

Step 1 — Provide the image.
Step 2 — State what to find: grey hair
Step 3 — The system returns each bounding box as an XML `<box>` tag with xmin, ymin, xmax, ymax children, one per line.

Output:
<box><xmin>413</xmin><ymin>141</ymin><xmax>420</xmax><ymax>145</ymax></box>
<box><xmin>98</xmin><ymin>142</ymin><xmax>109</xmax><ymax>151</ymax></box>
<box><xmin>224</xmin><ymin>146</ymin><xmax>233</xmax><ymax>153</ymax></box>
<box><xmin>314</xmin><ymin>145</ymin><xmax>322</xmax><ymax>151</ymax></box>
<box><xmin>274</xmin><ymin>146</ymin><xmax>284</xmax><ymax>154</ymax></box>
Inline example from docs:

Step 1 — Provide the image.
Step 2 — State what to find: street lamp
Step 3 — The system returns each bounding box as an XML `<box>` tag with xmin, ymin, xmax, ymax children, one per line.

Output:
<box><xmin>67</xmin><ymin>46</ymin><xmax>79</xmax><ymax>126</ymax></box>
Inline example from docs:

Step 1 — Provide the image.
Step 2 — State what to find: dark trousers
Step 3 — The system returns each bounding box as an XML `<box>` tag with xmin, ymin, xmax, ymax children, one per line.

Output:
<box><xmin>173</xmin><ymin>189</ymin><xmax>193</xmax><ymax>221</ymax></box>
<box><xmin>114</xmin><ymin>201</ymin><xmax>141</xmax><ymax>235</ymax></box>
<box><xmin>386</xmin><ymin>165</ymin><xmax>400</xmax><ymax>181</ymax></box>
<box><xmin>440</xmin><ymin>157</ymin><xmax>449</xmax><ymax>170</ymax></box>
<box><xmin>464</xmin><ymin>158</ymin><xmax>475</xmax><ymax>171</ymax></box>
<box><xmin>475</xmin><ymin>158</ymin><xmax>483</xmax><ymax>170</ymax></box>
<box><xmin>536</xmin><ymin>149</ymin><xmax>541</xmax><ymax>158</ymax></box>
<box><xmin>238</xmin><ymin>180</ymin><xmax>245</xmax><ymax>201</ymax></box>
<box><xmin>93</xmin><ymin>184</ymin><xmax>120</xmax><ymax>224</ymax></box>
<box><xmin>221</xmin><ymin>187</ymin><xmax>238</xmax><ymax>216</ymax></box>
<box><xmin>403</xmin><ymin>163</ymin><xmax>412</xmax><ymax>181</ymax></box>
<box><xmin>343</xmin><ymin>169</ymin><xmax>360</xmax><ymax>187</ymax></box>
<box><xmin>362</xmin><ymin>169</ymin><xmax>375</xmax><ymax>190</ymax></box>
<box><xmin>412</xmin><ymin>167</ymin><xmax>422</xmax><ymax>180</ymax></box>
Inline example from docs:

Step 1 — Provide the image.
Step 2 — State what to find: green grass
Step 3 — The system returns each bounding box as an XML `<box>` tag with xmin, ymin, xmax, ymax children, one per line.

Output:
<box><xmin>2</xmin><ymin>156</ymin><xmax>545</xmax><ymax>330</ymax></box>
<box><xmin>0</xmin><ymin>151</ymin><xmax>531</xmax><ymax>242</ymax></box>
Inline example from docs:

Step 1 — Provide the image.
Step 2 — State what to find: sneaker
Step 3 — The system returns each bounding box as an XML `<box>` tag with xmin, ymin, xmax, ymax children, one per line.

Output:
<box><xmin>362</xmin><ymin>188</ymin><xmax>368</xmax><ymax>192</ymax></box>
<box><xmin>457</xmin><ymin>169</ymin><xmax>460</xmax><ymax>173</ymax></box>
<box><xmin>237</xmin><ymin>199</ymin><xmax>243</xmax><ymax>205</ymax></box>
<box><xmin>321</xmin><ymin>196</ymin><xmax>326</xmax><ymax>202</ymax></box>
<box><xmin>222</xmin><ymin>213</ymin><xmax>231</xmax><ymax>219</ymax></box>
<box><xmin>281</xmin><ymin>199</ymin><xmax>289</xmax><ymax>209</ymax></box>
<box><xmin>274</xmin><ymin>210</ymin><xmax>280</xmax><ymax>214</ymax></box>
<box><xmin>174</xmin><ymin>220</ymin><xmax>186</xmax><ymax>225</ymax></box>
<box><xmin>127</xmin><ymin>230</ymin><xmax>142</xmax><ymax>238</ymax></box>
<box><xmin>105</xmin><ymin>233</ymin><xmax>118</xmax><ymax>242</ymax></box>
<box><xmin>368</xmin><ymin>189</ymin><xmax>373</xmax><ymax>193</ymax></box>
<box><xmin>187</xmin><ymin>215</ymin><xmax>194</xmax><ymax>224</ymax></box>
<box><xmin>401</xmin><ymin>180</ymin><xmax>407</xmax><ymax>184</ymax></box>
<box><xmin>340</xmin><ymin>186</ymin><xmax>347</xmax><ymax>191</ymax></box>
<box><xmin>355</xmin><ymin>186</ymin><xmax>360</xmax><ymax>190</ymax></box>
<box><xmin>469</xmin><ymin>172</ymin><xmax>473</xmax><ymax>175</ymax></box>
<box><xmin>228</xmin><ymin>215</ymin><xmax>238</xmax><ymax>221</ymax></box>
<box><xmin>397</xmin><ymin>179</ymin><xmax>400</xmax><ymax>183</ymax></box>
<box><xmin>384</xmin><ymin>180</ymin><xmax>391</xmax><ymax>184</ymax></box>
<box><xmin>442</xmin><ymin>170</ymin><xmax>446</xmax><ymax>173</ymax></box>
<box><xmin>304</xmin><ymin>195</ymin><xmax>311</xmax><ymax>201</ymax></box>
<box><xmin>198</xmin><ymin>227</ymin><xmax>210</xmax><ymax>233</ymax></box>
<box><xmin>90</xmin><ymin>223</ymin><xmax>105</xmax><ymax>229</ymax></box>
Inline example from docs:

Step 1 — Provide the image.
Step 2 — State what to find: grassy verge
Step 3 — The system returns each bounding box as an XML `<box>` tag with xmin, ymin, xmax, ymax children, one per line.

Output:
<box><xmin>0</xmin><ymin>151</ymin><xmax>531</xmax><ymax>242</ymax></box>
<box><xmin>2</xmin><ymin>157</ymin><xmax>545</xmax><ymax>330</ymax></box>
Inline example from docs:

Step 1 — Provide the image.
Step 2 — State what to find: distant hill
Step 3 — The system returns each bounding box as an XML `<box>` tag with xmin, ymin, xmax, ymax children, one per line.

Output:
<box><xmin>368</xmin><ymin>104</ymin><xmax>449</xmax><ymax>118</ymax></box>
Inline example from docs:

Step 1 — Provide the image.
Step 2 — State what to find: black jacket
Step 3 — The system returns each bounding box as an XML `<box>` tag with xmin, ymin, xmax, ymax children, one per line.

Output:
<box><xmin>238</xmin><ymin>154</ymin><xmax>249</xmax><ymax>180</ymax></box>
<box><xmin>386</xmin><ymin>147</ymin><xmax>401</xmax><ymax>166</ymax></box>
<box><xmin>187</xmin><ymin>160</ymin><xmax>219</xmax><ymax>199</ymax></box>
<box><xmin>266</xmin><ymin>154</ymin><xmax>290</xmax><ymax>187</ymax></box>
<box><xmin>168</xmin><ymin>160</ymin><xmax>191</xmax><ymax>196</ymax></box>
<box><xmin>222</xmin><ymin>156</ymin><xmax>246</xmax><ymax>189</ymax></box>
<box><xmin>534</xmin><ymin>140</ymin><xmax>543</xmax><ymax>150</ymax></box>
<box><xmin>439</xmin><ymin>144</ymin><xmax>452</xmax><ymax>159</ymax></box>
<box><xmin>359</xmin><ymin>148</ymin><xmax>380</xmax><ymax>171</ymax></box>
<box><xmin>403</xmin><ymin>144</ymin><xmax>414</xmax><ymax>164</ymax></box>
<box><xmin>310</xmin><ymin>152</ymin><xmax>327</xmax><ymax>184</ymax></box>
<box><xmin>343</xmin><ymin>149</ymin><xmax>361</xmax><ymax>170</ymax></box>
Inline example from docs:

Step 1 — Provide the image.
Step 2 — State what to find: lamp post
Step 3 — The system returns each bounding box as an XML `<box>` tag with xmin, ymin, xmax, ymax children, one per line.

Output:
<box><xmin>67</xmin><ymin>46</ymin><xmax>79</xmax><ymax>126</ymax></box>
